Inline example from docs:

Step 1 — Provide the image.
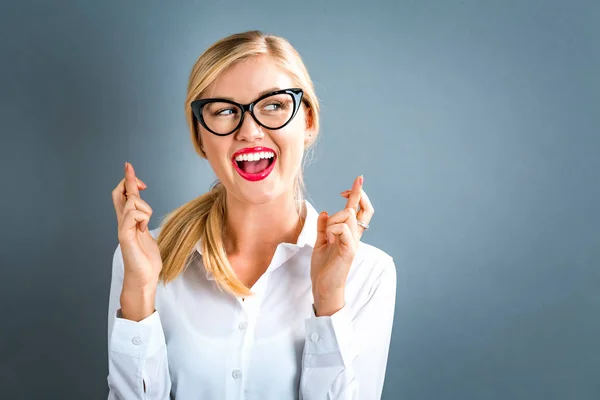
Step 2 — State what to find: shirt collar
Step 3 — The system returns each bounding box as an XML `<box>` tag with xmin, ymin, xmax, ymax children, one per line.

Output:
<box><xmin>193</xmin><ymin>199</ymin><xmax>318</xmax><ymax>280</ymax></box>
<box><xmin>294</xmin><ymin>199</ymin><xmax>319</xmax><ymax>249</ymax></box>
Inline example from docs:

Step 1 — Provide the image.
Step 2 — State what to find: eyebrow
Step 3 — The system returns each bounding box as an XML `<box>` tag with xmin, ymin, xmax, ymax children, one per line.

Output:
<box><xmin>215</xmin><ymin>87</ymin><xmax>281</xmax><ymax>102</ymax></box>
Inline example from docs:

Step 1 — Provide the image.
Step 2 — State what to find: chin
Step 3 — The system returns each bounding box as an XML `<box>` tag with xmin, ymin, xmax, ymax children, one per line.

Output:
<box><xmin>238</xmin><ymin>180</ymin><xmax>285</xmax><ymax>204</ymax></box>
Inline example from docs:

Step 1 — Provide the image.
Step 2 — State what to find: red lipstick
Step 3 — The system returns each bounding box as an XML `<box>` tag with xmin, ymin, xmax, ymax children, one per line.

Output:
<box><xmin>231</xmin><ymin>146</ymin><xmax>277</xmax><ymax>182</ymax></box>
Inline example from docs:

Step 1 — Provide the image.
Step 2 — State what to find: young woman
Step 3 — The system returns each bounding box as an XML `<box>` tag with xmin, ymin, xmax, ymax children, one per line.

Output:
<box><xmin>107</xmin><ymin>30</ymin><xmax>396</xmax><ymax>400</ymax></box>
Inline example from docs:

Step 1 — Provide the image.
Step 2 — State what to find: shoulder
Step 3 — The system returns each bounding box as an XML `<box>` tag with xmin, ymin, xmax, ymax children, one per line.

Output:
<box><xmin>346</xmin><ymin>240</ymin><xmax>396</xmax><ymax>290</ymax></box>
<box><xmin>345</xmin><ymin>241</ymin><xmax>397</xmax><ymax>310</ymax></box>
<box><xmin>355</xmin><ymin>240</ymin><xmax>395</xmax><ymax>273</ymax></box>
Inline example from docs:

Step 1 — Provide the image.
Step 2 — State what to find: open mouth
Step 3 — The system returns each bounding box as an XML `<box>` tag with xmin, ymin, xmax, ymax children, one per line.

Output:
<box><xmin>231</xmin><ymin>147</ymin><xmax>277</xmax><ymax>182</ymax></box>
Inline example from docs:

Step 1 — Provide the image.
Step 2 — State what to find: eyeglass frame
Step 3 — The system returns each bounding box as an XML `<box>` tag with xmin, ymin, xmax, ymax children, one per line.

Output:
<box><xmin>191</xmin><ymin>88</ymin><xmax>305</xmax><ymax>136</ymax></box>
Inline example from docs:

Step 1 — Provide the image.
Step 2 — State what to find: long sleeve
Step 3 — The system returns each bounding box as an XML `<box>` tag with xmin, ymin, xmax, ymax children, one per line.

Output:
<box><xmin>300</xmin><ymin>256</ymin><xmax>397</xmax><ymax>400</ymax></box>
<box><xmin>107</xmin><ymin>243</ymin><xmax>172</xmax><ymax>400</ymax></box>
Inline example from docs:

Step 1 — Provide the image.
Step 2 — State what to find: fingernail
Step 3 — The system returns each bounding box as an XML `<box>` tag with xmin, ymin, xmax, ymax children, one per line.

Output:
<box><xmin>125</xmin><ymin>162</ymin><xmax>128</xmax><ymax>172</ymax></box>
<box><xmin>359</xmin><ymin>175</ymin><xmax>364</xmax><ymax>185</ymax></box>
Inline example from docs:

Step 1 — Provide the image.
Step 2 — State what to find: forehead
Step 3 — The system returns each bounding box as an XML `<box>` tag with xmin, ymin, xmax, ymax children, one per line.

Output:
<box><xmin>203</xmin><ymin>55</ymin><xmax>295</xmax><ymax>103</ymax></box>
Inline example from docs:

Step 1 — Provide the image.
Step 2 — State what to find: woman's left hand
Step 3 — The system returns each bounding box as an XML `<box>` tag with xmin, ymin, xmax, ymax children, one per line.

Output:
<box><xmin>310</xmin><ymin>175</ymin><xmax>374</xmax><ymax>316</ymax></box>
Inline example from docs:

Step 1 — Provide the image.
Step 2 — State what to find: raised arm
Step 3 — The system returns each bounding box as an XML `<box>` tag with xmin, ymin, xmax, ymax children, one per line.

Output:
<box><xmin>302</xmin><ymin>175</ymin><xmax>396</xmax><ymax>398</ymax></box>
<box><xmin>107</xmin><ymin>162</ymin><xmax>171</xmax><ymax>399</ymax></box>
<box><xmin>300</xmin><ymin>256</ymin><xmax>397</xmax><ymax>399</ymax></box>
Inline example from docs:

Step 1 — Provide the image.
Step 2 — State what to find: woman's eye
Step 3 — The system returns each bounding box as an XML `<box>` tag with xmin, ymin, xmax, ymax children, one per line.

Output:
<box><xmin>263</xmin><ymin>102</ymin><xmax>283</xmax><ymax>111</ymax></box>
<box><xmin>215</xmin><ymin>108</ymin><xmax>236</xmax><ymax>116</ymax></box>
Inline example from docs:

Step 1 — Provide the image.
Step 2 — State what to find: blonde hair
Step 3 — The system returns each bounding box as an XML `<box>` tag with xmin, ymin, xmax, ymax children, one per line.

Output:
<box><xmin>155</xmin><ymin>30</ymin><xmax>320</xmax><ymax>298</ymax></box>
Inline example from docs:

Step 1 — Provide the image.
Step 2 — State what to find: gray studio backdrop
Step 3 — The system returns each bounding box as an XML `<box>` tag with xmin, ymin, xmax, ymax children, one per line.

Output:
<box><xmin>1</xmin><ymin>1</ymin><xmax>598</xmax><ymax>399</ymax></box>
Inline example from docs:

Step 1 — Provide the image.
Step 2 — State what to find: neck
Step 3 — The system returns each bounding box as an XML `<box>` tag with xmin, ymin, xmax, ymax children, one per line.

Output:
<box><xmin>223</xmin><ymin>191</ymin><xmax>305</xmax><ymax>258</ymax></box>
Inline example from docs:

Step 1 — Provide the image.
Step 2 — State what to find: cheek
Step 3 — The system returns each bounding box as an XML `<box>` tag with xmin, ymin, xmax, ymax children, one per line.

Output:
<box><xmin>282</xmin><ymin>114</ymin><xmax>308</xmax><ymax>150</ymax></box>
<box><xmin>201</xmin><ymin>134</ymin><xmax>232</xmax><ymax>167</ymax></box>
<box><xmin>275</xmin><ymin>127</ymin><xmax>305</xmax><ymax>160</ymax></box>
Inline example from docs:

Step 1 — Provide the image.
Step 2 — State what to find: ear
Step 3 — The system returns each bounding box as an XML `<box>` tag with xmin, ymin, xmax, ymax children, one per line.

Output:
<box><xmin>196</xmin><ymin>127</ymin><xmax>207</xmax><ymax>155</ymax></box>
<box><xmin>304</xmin><ymin>107</ymin><xmax>317</xmax><ymax>146</ymax></box>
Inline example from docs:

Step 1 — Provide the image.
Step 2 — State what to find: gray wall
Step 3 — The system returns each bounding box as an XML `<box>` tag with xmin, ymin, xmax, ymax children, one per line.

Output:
<box><xmin>1</xmin><ymin>1</ymin><xmax>598</xmax><ymax>399</ymax></box>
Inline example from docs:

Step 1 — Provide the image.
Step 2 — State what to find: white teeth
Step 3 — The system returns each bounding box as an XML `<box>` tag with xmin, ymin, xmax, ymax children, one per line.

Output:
<box><xmin>234</xmin><ymin>151</ymin><xmax>275</xmax><ymax>162</ymax></box>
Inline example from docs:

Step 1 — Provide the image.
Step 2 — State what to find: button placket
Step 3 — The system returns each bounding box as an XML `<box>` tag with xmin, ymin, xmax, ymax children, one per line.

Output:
<box><xmin>226</xmin><ymin>306</ymin><xmax>248</xmax><ymax>398</ymax></box>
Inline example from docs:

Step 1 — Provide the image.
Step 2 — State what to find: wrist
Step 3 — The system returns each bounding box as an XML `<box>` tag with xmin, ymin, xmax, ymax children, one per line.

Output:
<box><xmin>313</xmin><ymin>302</ymin><xmax>345</xmax><ymax>317</ymax></box>
<box><xmin>122</xmin><ymin>276</ymin><xmax>158</xmax><ymax>295</ymax></box>
<box><xmin>313</xmin><ymin>291</ymin><xmax>346</xmax><ymax>317</ymax></box>
<box><xmin>120</xmin><ymin>287</ymin><xmax>156</xmax><ymax>322</ymax></box>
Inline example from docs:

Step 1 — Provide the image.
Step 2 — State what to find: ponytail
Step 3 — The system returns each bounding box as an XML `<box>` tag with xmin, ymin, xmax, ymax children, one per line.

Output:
<box><xmin>157</xmin><ymin>181</ymin><xmax>253</xmax><ymax>297</ymax></box>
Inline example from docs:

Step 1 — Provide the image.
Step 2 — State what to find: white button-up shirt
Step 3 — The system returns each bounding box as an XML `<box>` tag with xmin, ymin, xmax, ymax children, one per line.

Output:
<box><xmin>107</xmin><ymin>200</ymin><xmax>397</xmax><ymax>399</ymax></box>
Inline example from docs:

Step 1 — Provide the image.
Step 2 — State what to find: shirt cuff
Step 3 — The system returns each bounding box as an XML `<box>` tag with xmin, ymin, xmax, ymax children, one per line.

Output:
<box><xmin>109</xmin><ymin>309</ymin><xmax>165</xmax><ymax>359</ymax></box>
<box><xmin>304</xmin><ymin>304</ymin><xmax>358</xmax><ymax>368</ymax></box>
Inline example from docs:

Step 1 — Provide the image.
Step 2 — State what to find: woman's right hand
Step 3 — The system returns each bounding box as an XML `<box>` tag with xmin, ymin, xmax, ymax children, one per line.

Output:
<box><xmin>112</xmin><ymin>162</ymin><xmax>163</xmax><ymax>297</ymax></box>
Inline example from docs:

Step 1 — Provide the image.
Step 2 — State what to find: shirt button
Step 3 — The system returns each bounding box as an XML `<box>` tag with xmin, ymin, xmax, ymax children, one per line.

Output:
<box><xmin>132</xmin><ymin>336</ymin><xmax>143</xmax><ymax>345</ymax></box>
<box><xmin>310</xmin><ymin>333</ymin><xmax>320</xmax><ymax>342</ymax></box>
<box><xmin>238</xmin><ymin>321</ymin><xmax>248</xmax><ymax>330</ymax></box>
<box><xmin>232</xmin><ymin>369</ymin><xmax>242</xmax><ymax>380</ymax></box>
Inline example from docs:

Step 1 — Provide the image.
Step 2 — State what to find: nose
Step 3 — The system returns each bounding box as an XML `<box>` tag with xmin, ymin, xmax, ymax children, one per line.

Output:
<box><xmin>235</xmin><ymin>110</ymin><xmax>264</xmax><ymax>142</ymax></box>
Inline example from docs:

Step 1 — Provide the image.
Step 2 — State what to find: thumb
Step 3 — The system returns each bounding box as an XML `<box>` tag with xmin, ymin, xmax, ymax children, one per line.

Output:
<box><xmin>315</xmin><ymin>211</ymin><xmax>329</xmax><ymax>247</ymax></box>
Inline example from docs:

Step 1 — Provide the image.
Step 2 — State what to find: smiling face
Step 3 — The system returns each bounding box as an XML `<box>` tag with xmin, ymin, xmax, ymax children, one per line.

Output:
<box><xmin>197</xmin><ymin>55</ymin><xmax>315</xmax><ymax>204</ymax></box>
